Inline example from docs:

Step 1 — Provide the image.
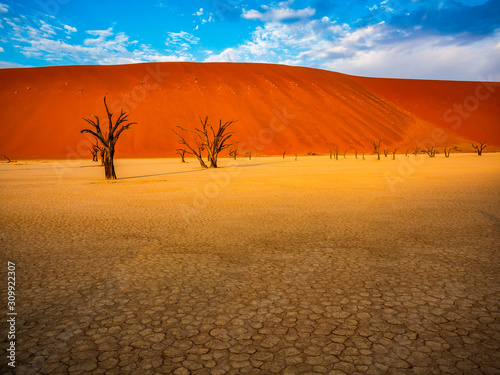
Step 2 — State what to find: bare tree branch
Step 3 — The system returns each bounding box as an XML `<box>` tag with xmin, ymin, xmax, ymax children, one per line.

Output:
<box><xmin>472</xmin><ymin>141</ymin><xmax>488</xmax><ymax>156</ymax></box>
<box><xmin>174</xmin><ymin>117</ymin><xmax>237</xmax><ymax>168</ymax></box>
<box><xmin>81</xmin><ymin>96</ymin><xmax>136</xmax><ymax>179</ymax></box>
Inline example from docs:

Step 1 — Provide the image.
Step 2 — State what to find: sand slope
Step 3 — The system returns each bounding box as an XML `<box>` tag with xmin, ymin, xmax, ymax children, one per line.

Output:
<box><xmin>0</xmin><ymin>62</ymin><xmax>499</xmax><ymax>159</ymax></box>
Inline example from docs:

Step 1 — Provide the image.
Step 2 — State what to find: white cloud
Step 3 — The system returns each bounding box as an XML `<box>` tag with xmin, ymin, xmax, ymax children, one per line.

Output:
<box><xmin>0</xmin><ymin>46</ymin><xmax>4</xmax><ymax>52</ymax></box>
<box><xmin>84</xmin><ymin>28</ymin><xmax>133</xmax><ymax>54</ymax></box>
<box><xmin>64</xmin><ymin>25</ymin><xmax>77</xmax><ymax>34</ymax></box>
<box><xmin>165</xmin><ymin>31</ymin><xmax>200</xmax><ymax>51</ymax></box>
<box><xmin>202</xmin><ymin>15</ymin><xmax>213</xmax><ymax>24</ymax></box>
<box><xmin>85</xmin><ymin>28</ymin><xmax>114</xmax><ymax>41</ymax></box>
<box><xmin>5</xmin><ymin>16</ymin><xmax>194</xmax><ymax>65</ymax></box>
<box><xmin>324</xmin><ymin>30</ymin><xmax>500</xmax><ymax>80</ymax></box>
<box><xmin>194</xmin><ymin>8</ymin><xmax>203</xmax><ymax>16</ymax></box>
<box><xmin>205</xmin><ymin>12</ymin><xmax>500</xmax><ymax>81</ymax></box>
<box><xmin>242</xmin><ymin>5</ymin><xmax>315</xmax><ymax>22</ymax></box>
<box><xmin>205</xmin><ymin>18</ymin><xmax>347</xmax><ymax>64</ymax></box>
<box><xmin>0</xmin><ymin>3</ymin><xmax>8</xmax><ymax>13</ymax></box>
<box><xmin>40</xmin><ymin>21</ymin><xmax>57</xmax><ymax>36</ymax></box>
<box><xmin>0</xmin><ymin>61</ymin><xmax>26</xmax><ymax>68</ymax></box>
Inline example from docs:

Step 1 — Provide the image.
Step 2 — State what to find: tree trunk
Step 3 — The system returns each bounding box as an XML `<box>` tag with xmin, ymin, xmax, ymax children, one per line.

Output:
<box><xmin>103</xmin><ymin>148</ymin><xmax>116</xmax><ymax>179</ymax></box>
<box><xmin>195</xmin><ymin>155</ymin><xmax>208</xmax><ymax>168</ymax></box>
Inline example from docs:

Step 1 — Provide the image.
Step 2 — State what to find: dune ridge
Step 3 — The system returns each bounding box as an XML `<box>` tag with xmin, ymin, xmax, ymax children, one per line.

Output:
<box><xmin>0</xmin><ymin>62</ymin><xmax>499</xmax><ymax>159</ymax></box>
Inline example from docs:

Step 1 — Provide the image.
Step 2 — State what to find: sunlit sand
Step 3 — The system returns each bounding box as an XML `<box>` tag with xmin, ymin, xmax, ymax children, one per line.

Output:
<box><xmin>1</xmin><ymin>154</ymin><xmax>499</xmax><ymax>374</ymax></box>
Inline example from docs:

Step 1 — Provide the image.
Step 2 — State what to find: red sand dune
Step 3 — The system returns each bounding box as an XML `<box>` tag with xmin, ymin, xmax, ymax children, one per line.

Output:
<box><xmin>0</xmin><ymin>62</ymin><xmax>499</xmax><ymax>159</ymax></box>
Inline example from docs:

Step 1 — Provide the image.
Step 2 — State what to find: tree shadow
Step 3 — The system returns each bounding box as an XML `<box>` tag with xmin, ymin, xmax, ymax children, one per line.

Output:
<box><xmin>479</xmin><ymin>210</ymin><xmax>500</xmax><ymax>230</ymax></box>
<box><xmin>119</xmin><ymin>160</ymin><xmax>290</xmax><ymax>179</ymax></box>
<box><xmin>221</xmin><ymin>160</ymin><xmax>290</xmax><ymax>168</ymax></box>
<box><xmin>119</xmin><ymin>168</ymin><xmax>207</xmax><ymax>180</ymax></box>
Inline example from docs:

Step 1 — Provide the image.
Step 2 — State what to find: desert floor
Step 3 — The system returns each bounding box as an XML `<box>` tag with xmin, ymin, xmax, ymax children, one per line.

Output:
<box><xmin>1</xmin><ymin>154</ymin><xmax>499</xmax><ymax>375</ymax></box>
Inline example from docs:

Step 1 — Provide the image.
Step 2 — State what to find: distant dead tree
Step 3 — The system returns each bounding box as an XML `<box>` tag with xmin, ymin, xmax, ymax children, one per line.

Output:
<box><xmin>425</xmin><ymin>146</ymin><xmax>437</xmax><ymax>157</ymax></box>
<box><xmin>283</xmin><ymin>150</ymin><xmax>286</xmax><ymax>159</ymax></box>
<box><xmin>472</xmin><ymin>141</ymin><xmax>488</xmax><ymax>156</ymax></box>
<box><xmin>354</xmin><ymin>148</ymin><xmax>358</xmax><ymax>159</ymax></box>
<box><xmin>88</xmin><ymin>137</ymin><xmax>101</xmax><ymax>162</ymax></box>
<box><xmin>329</xmin><ymin>142</ymin><xmax>339</xmax><ymax>160</ymax></box>
<box><xmin>343</xmin><ymin>148</ymin><xmax>348</xmax><ymax>159</ymax></box>
<box><xmin>362</xmin><ymin>152</ymin><xmax>365</xmax><ymax>160</ymax></box>
<box><xmin>412</xmin><ymin>146</ymin><xmax>421</xmax><ymax>155</ymax></box>
<box><xmin>176</xmin><ymin>148</ymin><xmax>187</xmax><ymax>163</ymax></box>
<box><xmin>371</xmin><ymin>139</ymin><xmax>382</xmax><ymax>160</ymax></box>
<box><xmin>245</xmin><ymin>150</ymin><xmax>252</xmax><ymax>160</ymax></box>
<box><xmin>295</xmin><ymin>153</ymin><xmax>298</xmax><ymax>161</ymax></box>
<box><xmin>444</xmin><ymin>144</ymin><xmax>457</xmax><ymax>158</ymax></box>
<box><xmin>405</xmin><ymin>148</ymin><xmax>409</xmax><ymax>157</ymax></box>
<box><xmin>229</xmin><ymin>148</ymin><xmax>238</xmax><ymax>160</ymax></box>
<box><xmin>81</xmin><ymin>97</ymin><xmax>137</xmax><ymax>179</ymax></box>
<box><xmin>99</xmin><ymin>149</ymin><xmax>105</xmax><ymax>165</ymax></box>
<box><xmin>383</xmin><ymin>148</ymin><xmax>389</xmax><ymax>157</ymax></box>
<box><xmin>174</xmin><ymin>131</ymin><xmax>207</xmax><ymax>168</ymax></box>
<box><xmin>332</xmin><ymin>144</ymin><xmax>339</xmax><ymax>160</ymax></box>
<box><xmin>174</xmin><ymin>117</ymin><xmax>237</xmax><ymax>168</ymax></box>
<box><xmin>392</xmin><ymin>148</ymin><xmax>398</xmax><ymax>160</ymax></box>
<box><xmin>88</xmin><ymin>146</ymin><xmax>98</xmax><ymax>162</ymax></box>
<box><xmin>1</xmin><ymin>154</ymin><xmax>16</xmax><ymax>163</ymax></box>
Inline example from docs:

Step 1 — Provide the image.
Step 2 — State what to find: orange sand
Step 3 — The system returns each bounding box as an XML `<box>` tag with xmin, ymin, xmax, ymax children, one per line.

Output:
<box><xmin>0</xmin><ymin>62</ymin><xmax>499</xmax><ymax>159</ymax></box>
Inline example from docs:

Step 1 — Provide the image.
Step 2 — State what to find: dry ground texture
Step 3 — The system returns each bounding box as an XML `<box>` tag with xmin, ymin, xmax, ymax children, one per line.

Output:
<box><xmin>1</xmin><ymin>154</ymin><xmax>499</xmax><ymax>375</ymax></box>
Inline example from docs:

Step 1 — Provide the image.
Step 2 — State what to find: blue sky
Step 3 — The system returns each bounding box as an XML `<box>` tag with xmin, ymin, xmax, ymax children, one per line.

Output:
<box><xmin>0</xmin><ymin>0</ymin><xmax>499</xmax><ymax>80</ymax></box>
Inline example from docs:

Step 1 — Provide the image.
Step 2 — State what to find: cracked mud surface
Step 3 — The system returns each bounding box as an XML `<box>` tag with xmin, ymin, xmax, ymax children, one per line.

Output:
<box><xmin>1</xmin><ymin>155</ymin><xmax>499</xmax><ymax>374</ymax></box>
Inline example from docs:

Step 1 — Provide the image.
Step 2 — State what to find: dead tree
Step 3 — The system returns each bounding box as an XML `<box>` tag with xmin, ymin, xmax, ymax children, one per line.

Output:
<box><xmin>173</xmin><ymin>130</ymin><xmax>207</xmax><ymax>168</ymax></box>
<box><xmin>295</xmin><ymin>153</ymin><xmax>298</xmax><ymax>161</ymax></box>
<box><xmin>392</xmin><ymin>148</ymin><xmax>398</xmax><ymax>160</ymax></box>
<box><xmin>81</xmin><ymin>97</ymin><xmax>137</xmax><ymax>179</ymax></box>
<box><xmin>354</xmin><ymin>148</ymin><xmax>358</xmax><ymax>159</ymax></box>
<box><xmin>88</xmin><ymin>146</ymin><xmax>98</xmax><ymax>162</ymax></box>
<box><xmin>343</xmin><ymin>148</ymin><xmax>348</xmax><ymax>159</ymax></box>
<box><xmin>405</xmin><ymin>148</ymin><xmax>409</xmax><ymax>157</ymax></box>
<box><xmin>99</xmin><ymin>149</ymin><xmax>105</xmax><ymax>165</ymax></box>
<box><xmin>176</xmin><ymin>148</ymin><xmax>187</xmax><ymax>163</ymax></box>
<box><xmin>412</xmin><ymin>146</ymin><xmax>421</xmax><ymax>155</ymax></box>
<box><xmin>425</xmin><ymin>146</ymin><xmax>437</xmax><ymax>157</ymax></box>
<box><xmin>245</xmin><ymin>150</ymin><xmax>252</xmax><ymax>160</ymax></box>
<box><xmin>362</xmin><ymin>152</ymin><xmax>365</xmax><ymax>160</ymax></box>
<box><xmin>88</xmin><ymin>137</ymin><xmax>101</xmax><ymax>162</ymax></box>
<box><xmin>174</xmin><ymin>117</ymin><xmax>236</xmax><ymax>168</ymax></box>
<box><xmin>472</xmin><ymin>141</ymin><xmax>488</xmax><ymax>156</ymax></box>
<box><xmin>204</xmin><ymin>118</ymin><xmax>236</xmax><ymax>168</ymax></box>
<box><xmin>94</xmin><ymin>137</ymin><xmax>104</xmax><ymax>165</ymax></box>
<box><xmin>332</xmin><ymin>144</ymin><xmax>339</xmax><ymax>160</ymax></box>
<box><xmin>383</xmin><ymin>148</ymin><xmax>389</xmax><ymax>157</ymax></box>
<box><xmin>283</xmin><ymin>150</ymin><xmax>286</xmax><ymax>159</ymax></box>
<box><xmin>229</xmin><ymin>148</ymin><xmax>238</xmax><ymax>160</ymax></box>
<box><xmin>444</xmin><ymin>144</ymin><xmax>457</xmax><ymax>158</ymax></box>
<box><xmin>371</xmin><ymin>139</ymin><xmax>382</xmax><ymax>160</ymax></box>
<box><xmin>1</xmin><ymin>154</ymin><xmax>16</xmax><ymax>163</ymax></box>
<box><xmin>329</xmin><ymin>142</ymin><xmax>340</xmax><ymax>160</ymax></box>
